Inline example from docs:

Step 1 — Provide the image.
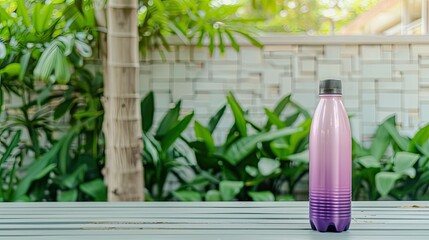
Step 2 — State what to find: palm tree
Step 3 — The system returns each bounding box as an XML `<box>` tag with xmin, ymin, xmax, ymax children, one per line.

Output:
<box><xmin>103</xmin><ymin>0</ymin><xmax>144</xmax><ymax>201</ymax></box>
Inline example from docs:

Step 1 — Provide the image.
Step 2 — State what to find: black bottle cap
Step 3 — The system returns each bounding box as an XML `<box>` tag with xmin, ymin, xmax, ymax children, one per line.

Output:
<box><xmin>319</xmin><ymin>79</ymin><xmax>342</xmax><ymax>95</ymax></box>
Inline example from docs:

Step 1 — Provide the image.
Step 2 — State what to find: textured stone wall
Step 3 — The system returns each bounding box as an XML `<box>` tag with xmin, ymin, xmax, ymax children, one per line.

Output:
<box><xmin>139</xmin><ymin>36</ymin><xmax>429</xmax><ymax>144</ymax></box>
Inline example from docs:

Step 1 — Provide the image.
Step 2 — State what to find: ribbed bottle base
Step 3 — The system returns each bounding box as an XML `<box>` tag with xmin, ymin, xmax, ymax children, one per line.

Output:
<box><xmin>309</xmin><ymin>190</ymin><xmax>351</xmax><ymax>232</ymax></box>
<box><xmin>310</xmin><ymin>219</ymin><xmax>350</xmax><ymax>232</ymax></box>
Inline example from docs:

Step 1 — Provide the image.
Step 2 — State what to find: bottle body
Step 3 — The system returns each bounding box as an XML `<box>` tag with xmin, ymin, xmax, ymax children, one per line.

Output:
<box><xmin>309</xmin><ymin>95</ymin><xmax>351</xmax><ymax>232</ymax></box>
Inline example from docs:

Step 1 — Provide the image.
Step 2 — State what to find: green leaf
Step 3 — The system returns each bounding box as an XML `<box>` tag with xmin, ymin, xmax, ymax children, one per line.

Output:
<box><xmin>270</xmin><ymin>138</ymin><xmax>292</xmax><ymax>159</ymax></box>
<box><xmin>173</xmin><ymin>190</ymin><xmax>201</xmax><ymax>201</ymax></box>
<box><xmin>219</xmin><ymin>181</ymin><xmax>244</xmax><ymax>201</ymax></box>
<box><xmin>0</xmin><ymin>42</ymin><xmax>6</xmax><ymax>59</ymax></box>
<box><xmin>0</xmin><ymin>130</ymin><xmax>21</xmax><ymax>199</ymax></box>
<box><xmin>158</xmin><ymin>33</ymin><xmax>172</xmax><ymax>53</ymax></box>
<box><xmin>258</xmin><ymin>158</ymin><xmax>280</xmax><ymax>176</ymax></box>
<box><xmin>400</xmin><ymin>168</ymin><xmax>416</xmax><ymax>178</ymax></box>
<box><xmin>54</xmin><ymin>99</ymin><xmax>74</xmax><ymax>120</ymax></box>
<box><xmin>370</xmin><ymin>117</ymin><xmax>394</xmax><ymax>160</ymax></box>
<box><xmin>168</xmin><ymin>22</ymin><xmax>189</xmax><ymax>46</ymax></box>
<box><xmin>358</xmin><ymin>155</ymin><xmax>381</xmax><ymax>168</ymax></box>
<box><xmin>0</xmin><ymin>63</ymin><xmax>21</xmax><ymax>76</ymax></box>
<box><xmin>80</xmin><ymin>179</ymin><xmax>107</xmax><ymax>201</ymax></box>
<box><xmin>37</xmin><ymin>84</ymin><xmax>53</xmax><ymax>106</ymax></box>
<box><xmin>223</xmin><ymin>127</ymin><xmax>300</xmax><ymax>165</ymax></box>
<box><xmin>234</xmin><ymin>30</ymin><xmax>263</xmax><ymax>48</ymax></box>
<box><xmin>194</xmin><ymin>121</ymin><xmax>215</xmax><ymax>152</ymax></box>
<box><xmin>38</xmin><ymin>3</ymin><xmax>54</xmax><ymax>32</ymax></box>
<box><xmin>225</xmin><ymin>29</ymin><xmax>239</xmax><ymax>52</ymax></box>
<box><xmin>410</xmin><ymin>123</ymin><xmax>429</xmax><ymax>153</ymax></box>
<box><xmin>416</xmin><ymin>144</ymin><xmax>429</xmax><ymax>158</ymax></box>
<box><xmin>289</xmin><ymin>118</ymin><xmax>311</xmax><ymax>152</ymax></box>
<box><xmin>13</xmin><ymin>195</ymin><xmax>31</xmax><ymax>202</ymax></box>
<box><xmin>56</xmin><ymin>164</ymin><xmax>87</xmax><ymax>189</ymax></box>
<box><xmin>156</xmin><ymin>101</ymin><xmax>181</xmax><ymax>137</ymax></box>
<box><xmin>143</xmin><ymin>133</ymin><xmax>160</xmax><ymax>165</ymax></box>
<box><xmin>141</xmin><ymin>92</ymin><xmax>154</xmax><ymax>133</ymax></box>
<box><xmin>19</xmin><ymin>51</ymin><xmax>32</xmax><ymax>81</ymax></box>
<box><xmin>208</xmin><ymin>105</ymin><xmax>226</xmax><ymax>133</ymax></box>
<box><xmin>384</xmin><ymin>122</ymin><xmax>409</xmax><ymax>151</ymax></box>
<box><xmin>375</xmin><ymin>172</ymin><xmax>401</xmax><ymax>197</ymax></box>
<box><xmin>217</xmin><ymin>29</ymin><xmax>225</xmax><ymax>55</ymax></box>
<box><xmin>353</xmin><ymin>138</ymin><xmax>370</xmax><ymax>158</ymax></box>
<box><xmin>227</xmin><ymin>92</ymin><xmax>247</xmax><ymax>137</ymax></box>
<box><xmin>33</xmin><ymin>163</ymin><xmax>57</xmax><ymax>180</ymax></box>
<box><xmin>249</xmin><ymin>191</ymin><xmax>275</xmax><ymax>201</ymax></box>
<box><xmin>205</xmin><ymin>190</ymin><xmax>221</xmax><ymax>201</ymax></box>
<box><xmin>417</xmin><ymin>171</ymin><xmax>429</xmax><ymax>186</ymax></box>
<box><xmin>161</xmin><ymin>112</ymin><xmax>194</xmax><ymax>150</ymax></box>
<box><xmin>57</xmin><ymin>189</ymin><xmax>78</xmax><ymax>202</ymax></box>
<box><xmin>208</xmin><ymin>29</ymin><xmax>215</xmax><ymax>56</ymax></box>
<box><xmin>286</xmin><ymin>150</ymin><xmax>309</xmax><ymax>163</ymax></box>
<box><xmin>264</xmin><ymin>108</ymin><xmax>285</xmax><ymax>129</ymax></box>
<box><xmin>0</xmin><ymin>130</ymin><xmax>21</xmax><ymax>166</ymax></box>
<box><xmin>393</xmin><ymin>152</ymin><xmax>419</xmax><ymax>174</ymax></box>
<box><xmin>75</xmin><ymin>0</ymin><xmax>84</xmax><ymax>14</ymax></box>
<box><xmin>290</xmin><ymin>100</ymin><xmax>311</xmax><ymax>119</ymax></box>
<box><xmin>75</xmin><ymin>40</ymin><xmax>92</xmax><ymax>58</ymax></box>
<box><xmin>6</xmin><ymin>158</ymin><xmax>18</xmax><ymax>201</ymax></box>
<box><xmin>55</xmin><ymin>54</ymin><xmax>70</xmax><ymax>84</ymax></box>
<box><xmin>264</xmin><ymin>95</ymin><xmax>290</xmax><ymax>129</ymax></box>
<box><xmin>284</xmin><ymin>111</ymin><xmax>301</xmax><ymax>127</ymax></box>
<box><xmin>0</xmin><ymin>77</ymin><xmax>2</xmax><ymax>113</ymax></box>
<box><xmin>17</xmin><ymin>0</ymin><xmax>30</xmax><ymax>27</ymax></box>
<box><xmin>276</xmin><ymin>195</ymin><xmax>295</xmax><ymax>201</ymax></box>
<box><xmin>34</xmin><ymin>44</ymin><xmax>58</xmax><ymax>81</ymax></box>
<box><xmin>196</xmin><ymin>29</ymin><xmax>206</xmax><ymax>47</ymax></box>
<box><xmin>245</xmin><ymin>166</ymin><xmax>258</xmax><ymax>177</ymax></box>
<box><xmin>33</xmin><ymin>2</ymin><xmax>43</xmax><ymax>32</ymax></box>
<box><xmin>13</xmin><ymin>137</ymin><xmax>64</xmax><ymax>200</ymax></box>
<box><xmin>273</xmin><ymin>95</ymin><xmax>291</xmax><ymax>116</ymax></box>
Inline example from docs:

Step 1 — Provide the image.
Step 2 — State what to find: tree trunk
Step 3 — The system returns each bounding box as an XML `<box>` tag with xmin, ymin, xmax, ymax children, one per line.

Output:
<box><xmin>104</xmin><ymin>0</ymin><xmax>144</xmax><ymax>201</ymax></box>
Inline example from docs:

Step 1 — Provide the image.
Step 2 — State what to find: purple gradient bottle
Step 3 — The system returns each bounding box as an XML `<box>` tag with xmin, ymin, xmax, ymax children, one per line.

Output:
<box><xmin>309</xmin><ymin>79</ymin><xmax>351</xmax><ymax>232</ymax></box>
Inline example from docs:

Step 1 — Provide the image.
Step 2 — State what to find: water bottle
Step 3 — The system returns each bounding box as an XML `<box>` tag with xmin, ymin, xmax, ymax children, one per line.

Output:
<box><xmin>309</xmin><ymin>79</ymin><xmax>352</xmax><ymax>232</ymax></box>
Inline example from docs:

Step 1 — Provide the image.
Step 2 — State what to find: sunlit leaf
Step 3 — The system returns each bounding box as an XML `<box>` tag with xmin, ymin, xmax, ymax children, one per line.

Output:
<box><xmin>0</xmin><ymin>42</ymin><xmax>6</xmax><ymax>59</ymax></box>
<box><xmin>219</xmin><ymin>180</ymin><xmax>243</xmax><ymax>201</ymax></box>
<box><xmin>249</xmin><ymin>191</ymin><xmax>275</xmax><ymax>201</ymax></box>
<box><xmin>173</xmin><ymin>190</ymin><xmax>201</xmax><ymax>201</ymax></box>
<box><xmin>375</xmin><ymin>172</ymin><xmax>400</xmax><ymax>197</ymax></box>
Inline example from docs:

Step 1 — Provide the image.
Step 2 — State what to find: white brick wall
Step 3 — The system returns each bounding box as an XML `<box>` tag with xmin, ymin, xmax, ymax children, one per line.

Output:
<box><xmin>138</xmin><ymin>37</ymin><xmax>429</xmax><ymax>144</ymax></box>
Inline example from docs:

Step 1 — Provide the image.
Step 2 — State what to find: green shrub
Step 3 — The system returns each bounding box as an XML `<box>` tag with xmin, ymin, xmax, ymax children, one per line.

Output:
<box><xmin>139</xmin><ymin>91</ymin><xmax>311</xmax><ymax>201</ymax></box>
<box><xmin>353</xmin><ymin>115</ymin><xmax>429</xmax><ymax>200</ymax></box>
<box><xmin>0</xmin><ymin>0</ymin><xmax>104</xmax><ymax>202</ymax></box>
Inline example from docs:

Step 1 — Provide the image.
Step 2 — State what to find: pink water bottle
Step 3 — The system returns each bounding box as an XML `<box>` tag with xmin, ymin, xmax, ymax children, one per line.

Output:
<box><xmin>309</xmin><ymin>79</ymin><xmax>352</xmax><ymax>232</ymax></box>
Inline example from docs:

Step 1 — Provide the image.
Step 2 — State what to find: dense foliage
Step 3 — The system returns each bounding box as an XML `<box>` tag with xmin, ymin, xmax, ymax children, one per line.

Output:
<box><xmin>141</xmin><ymin>92</ymin><xmax>311</xmax><ymax>201</ymax></box>
<box><xmin>353</xmin><ymin>116</ymin><xmax>429</xmax><ymax>200</ymax></box>
<box><xmin>0</xmin><ymin>0</ymin><xmax>104</xmax><ymax>202</ymax></box>
<box><xmin>141</xmin><ymin>92</ymin><xmax>429</xmax><ymax>201</ymax></box>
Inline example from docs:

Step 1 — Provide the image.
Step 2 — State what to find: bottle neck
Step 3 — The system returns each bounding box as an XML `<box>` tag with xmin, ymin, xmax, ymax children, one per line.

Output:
<box><xmin>319</xmin><ymin>94</ymin><xmax>342</xmax><ymax>98</ymax></box>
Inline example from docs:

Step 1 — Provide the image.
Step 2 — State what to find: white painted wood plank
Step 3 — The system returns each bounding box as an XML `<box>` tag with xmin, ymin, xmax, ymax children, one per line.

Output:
<box><xmin>1</xmin><ymin>201</ymin><xmax>429</xmax><ymax>239</ymax></box>
<box><xmin>1</xmin><ymin>236</ymin><xmax>429</xmax><ymax>240</ymax></box>
<box><xmin>2</xmin><ymin>229</ymin><xmax>429</xmax><ymax>236</ymax></box>
<box><xmin>0</xmin><ymin>201</ymin><xmax>428</xmax><ymax>208</ymax></box>
<box><xmin>3</xmin><ymin>218</ymin><xmax>429</xmax><ymax>224</ymax></box>
<box><xmin>0</xmin><ymin>207</ymin><xmax>424</xmax><ymax>213</ymax></box>
<box><xmin>0</xmin><ymin>223</ymin><xmax>429</xmax><ymax>230</ymax></box>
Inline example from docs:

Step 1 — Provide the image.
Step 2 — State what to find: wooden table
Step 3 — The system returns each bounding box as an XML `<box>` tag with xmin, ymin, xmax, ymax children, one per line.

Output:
<box><xmin>1</xmin><ymin>201</ymin><xmax>429</xmax><ymax>239</ymax></box>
